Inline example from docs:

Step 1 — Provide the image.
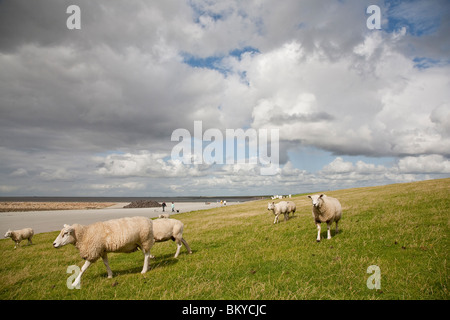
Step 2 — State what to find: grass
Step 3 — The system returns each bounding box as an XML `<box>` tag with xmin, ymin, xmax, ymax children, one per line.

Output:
<box><xmin>0</xmin><ymin>178</ymin><xmax>448</xmax><ymax>300</ymax></box>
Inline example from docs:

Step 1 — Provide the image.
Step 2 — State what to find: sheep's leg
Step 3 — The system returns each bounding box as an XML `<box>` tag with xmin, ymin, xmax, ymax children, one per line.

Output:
<box><xmin>174</xmin><ymin>243</ymin><xmax>182</xmax><ymax>258</ymax></box>
<box><xmin>73</xmin><ymin>260</ymin><xmax>91</xmax><ymax>288</ymax></box>
<box><xmin>181</xmin><ymin>238</ymin><xmax>192</xmax><ymax>254</ymax></box>
<box><xmin>327</xmin><ymin>223</ymin><xmax>332</xmax><ymax>239</ymax></box>
<box><xmin>28</xmin><ymin>238</ymin><xmax>33</xmax><ymax>245</ymax></box>
<box><xmin>101</xmin><ymin>254</ymin><xmax>113</xmax><ymax>278</ymax></box>
<box><xmin>141</xmin><ymin>250</ymin><xmax>150</xmax><ymax>274</ymax></box>
<box><xmin>316</xmin><ymin>223</ymin><xmax>321</xmax><ymax>242</ymax></box>
<box><xmin>14</xmin><ymin>241</ymin><xmax>20</xmax><ymax>249</ymax></box>
<box><xmin>335</xmin><ymin>221</ymin><xmax>339</xmax><ymax>234</ymax></box>
<box><xmin>273</xmin><ymin>214</ymin><xmax>279</xmax><ymax>224</ymax></box>
<box><xmin>284</xmin><ymin>213</ymin><xmax>288</xmax><ymax>221</ymax></box>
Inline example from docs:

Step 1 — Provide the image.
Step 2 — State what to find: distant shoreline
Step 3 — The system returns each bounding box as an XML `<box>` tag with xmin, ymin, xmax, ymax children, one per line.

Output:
<box><xmin>0</xmin><ymin>200</ymin><xmax>248</xmax><ymax>234</ymax></box>
<box><xmin>0</xmin><ymin>195</ymin><xmax>268</xmax><ymax>203</ymax></box>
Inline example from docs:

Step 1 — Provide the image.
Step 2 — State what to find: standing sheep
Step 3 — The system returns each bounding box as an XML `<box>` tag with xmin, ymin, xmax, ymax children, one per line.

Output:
<box><xmin>151</xmin><ymin>218</ymin><xmax>192</xmax><ymax>258</ymax></box>
<box><xmin>53</xmin><ymin>216</ymin><xmax>154</xmax><ymax>287</ymax></box>
<box><xmin>267</xmin><ymin>201</ymin><xmax>296</xmax><ymax>224</ymax></box>
<box><xmin>4</xmin><ymin>228</ymin><xmax>34</xmax><ymax>249</ymax></box>
<box><xmin>286</xmin><ymin>201</ymin><xmax>296</xmax><ymax>219</ymax></box>
<box><xmin>307</xmin><ymin>194</ymin><xmax>342</xmax><ymax>242</ymax></box>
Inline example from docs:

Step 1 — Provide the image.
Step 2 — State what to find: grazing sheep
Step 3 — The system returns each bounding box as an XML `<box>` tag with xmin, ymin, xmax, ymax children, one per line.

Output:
<box><xmin>267</xmin><ymin>201</ymin><xmax>296</xmax><ymax>224</ymax></box>
<box><xmin>286</xmin><ymin>201</ymin><xmax>296</xmax><ymax>218</ymax></box>
<box><xmin>158</xmin><ymin>213</ymin><xmax>170</xmax><ymax>219</ymax></box>
<box><xmin>4</xmin><ymin>228</ymin><xmax>34</xmax><ymax>249</ymax></box>
<box><xmin>151</xmin><ymin>218</ymin><xmax>192</xmax><ymax>258</ymax></box>
<box><xmin>307</xmin><ymin>194</ymin><xmax>342</xmax><ymax>242</ymax></box>
<box><xmin>53</xmin><ymin>216</ymin><xmax>154</xmax><ymax>287</ymax></box>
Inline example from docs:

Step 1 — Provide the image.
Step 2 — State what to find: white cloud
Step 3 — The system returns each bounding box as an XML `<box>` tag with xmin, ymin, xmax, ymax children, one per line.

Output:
<box><xmin>397</xmin><ymin>155</ymin><xmax>450</xmax><ymax>174</ymax></box>
<box><xmin>243</xmin><ymin>31</ymin><xmax>450</xmax><ymax>158</ymax></box>
<box><xmin>10</xmin><ymin>168</ymin><xmax>28</xmax><ymax>177</ymax></box>
<box><xmin>321</xmin><ymin>158</ymin><xmax>355</xmax><ymax>174</ymax></box>
<box><xmin>39</xmin><ymin>168</ymin><xmax>75</xmax><ymax>181</ymax></box>
<box><xmin>0</xmin><ymin>185</ymin><xmax>20</xmax><ymax>193</ymax></box>
<box><xmin>88</xmin><ymin>182</ymin><xmax>146</xmax><ymax>191</ymax></box>
<box><xmin>0</xmin><ymin>1</ymin><xmax>449</xmax><ymax>196</ymax></box>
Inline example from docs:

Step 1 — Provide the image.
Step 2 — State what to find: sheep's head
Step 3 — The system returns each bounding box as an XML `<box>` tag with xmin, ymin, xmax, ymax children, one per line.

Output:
<box><xmin>4</xmin><ymin>230</ymin><xmax>12</xmax><ymax>238</ymax></box>
<box><xmin>267</xmin><ymin>202</ymin><xmax>275</xmax><ymax>210</ymax></box>
<box><xmin>53</xmin><ymin>224</ymin><xmax>76</xmax><ymax>248</ymax></box>
<box><xmin>308</xmin><ymin>194</ymin><xmax>324</xmax><ymax>208</ymax></box>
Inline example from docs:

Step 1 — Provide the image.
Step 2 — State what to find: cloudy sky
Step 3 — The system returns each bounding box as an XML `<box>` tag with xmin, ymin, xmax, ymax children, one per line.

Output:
<box><xmin>1</xmin><ymin>0</ymin><xmax>449</xmax><ymax>197</ymax></box>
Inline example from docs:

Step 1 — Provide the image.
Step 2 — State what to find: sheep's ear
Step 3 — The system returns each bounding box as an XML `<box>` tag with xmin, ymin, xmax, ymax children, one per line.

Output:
<box><xmin>307</xmin><ymin>195</ymin><xmax>311</xmax><ymax>199</ymax></box>
<box><xmin>63</xmin><ymin>224</ymin><xmax>74</xmax><ymax>233</ymax></box>
<box><xmin>319</xmin><ymin>194</ymin><xmax>324</xmax><ymax>198</ymax></box>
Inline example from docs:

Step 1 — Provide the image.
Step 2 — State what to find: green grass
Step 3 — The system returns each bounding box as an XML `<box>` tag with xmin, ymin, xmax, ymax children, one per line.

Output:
<box><xmin>1</xmin><ymin>178</ymin><xmax>448</xmax><ymax>299</ymax></box>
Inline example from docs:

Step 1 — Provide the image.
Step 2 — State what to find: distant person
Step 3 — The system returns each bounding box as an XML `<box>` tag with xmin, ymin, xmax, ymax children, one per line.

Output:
<box><xmin>171</xmin><ymin>202</ymin><xmax>175</xmax><ymax>212</ymax></box>
<box><xmin>162</xmin><ymin>202</ymin><xmax>166</xmax><ymax>212</ymax></box>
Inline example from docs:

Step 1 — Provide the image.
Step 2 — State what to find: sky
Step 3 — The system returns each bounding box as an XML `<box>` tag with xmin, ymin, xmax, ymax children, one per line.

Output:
<box><xmin>0</xmin><ymin>0</ymin><xmax>449</xmax><ymax>197</ymax></box>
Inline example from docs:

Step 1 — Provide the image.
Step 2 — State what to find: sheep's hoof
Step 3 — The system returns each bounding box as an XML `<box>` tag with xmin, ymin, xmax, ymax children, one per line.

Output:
<box><xmin>316</xmin><ymin>239</ymin><xmax>321</xmax><ymax>243</ymax></box>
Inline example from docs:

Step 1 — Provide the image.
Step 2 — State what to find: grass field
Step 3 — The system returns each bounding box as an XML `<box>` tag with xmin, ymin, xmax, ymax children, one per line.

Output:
<box><xmin>0</xmin><ymin>178</ymin><xmax>448</xmax><ymax>300</ymax></box>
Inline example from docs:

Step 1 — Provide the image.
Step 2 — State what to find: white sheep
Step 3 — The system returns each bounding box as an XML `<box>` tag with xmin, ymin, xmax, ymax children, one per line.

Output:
<box><xmin>4</xmin><ymin>228</ymin><xmax>34</xmax><ymax>249</ymax></box>
<box><xmin>151</xmin><ymin>218</ymin><xmax>192</xmax><ymax>258</ymax></box>
<box><xmin>286</xmin><ymin>201</ymin><xmax>296</xmax><ymax>218</ymax></box>
<box><xmin>267</xmin><ymin>201</ymin><xmax>296</xmax><ymax>224</ymax></box>
<box><xmin>53</xmin><ymin>216</ymin><xmax>154</xmax><ymax>287</ymax></box>
<box><xmin>307</xmin><ymin>194</ymin><xmax>342</xmax><ymax>242</ymax></box>
<box><xmin>158</xmin><ymin>213</ymin><xmax>170</xmax><ymax>219</ymax></box>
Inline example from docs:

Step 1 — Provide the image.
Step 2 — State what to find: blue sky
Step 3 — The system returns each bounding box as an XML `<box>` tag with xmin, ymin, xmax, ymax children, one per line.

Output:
<box><xmin>0</xmin><ymin>0</ymin><xmax>449</xmax><ymax>196</ymax></box>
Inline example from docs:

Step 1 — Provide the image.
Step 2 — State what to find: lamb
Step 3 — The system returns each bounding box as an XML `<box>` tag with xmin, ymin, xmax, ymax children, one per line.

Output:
<box><xmin>151</xmin><ymin>218</ymin><xmax>192</xmax><ymax>258</ymax></box>
<box><xmin>53</xmin><ymin>216</ymin><xmax>154</xmax><ymax>287</ymax></box>
<box><xmin>4</xmin><ymin>228</ymin><xmax>34</xmax><ymax>249</ymax></box>
<box><xmin>307</xmin><ymin>194</ymin><xmax>342</xmax><ymax>242</ymax></box>
<box><xmin>158</xmin><ymin>213</ymin><xmax>170</xmax><ymax>219</ymax></box>
<box><xmin>267</xmin><ymin>201</ymin><xmax>296</xmax><ymax>224</ymax></box>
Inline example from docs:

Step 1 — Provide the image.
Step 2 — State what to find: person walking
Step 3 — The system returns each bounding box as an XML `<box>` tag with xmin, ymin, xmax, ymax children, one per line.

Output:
<box><xmin>162</xmin><ymin>202</ymin><xmax>166</xmax><ymax>212</ymax></box>
<box><xmin>171</xmin><ymin>202</ymin><xmax>175</xmax><ymax>212</ymax></box>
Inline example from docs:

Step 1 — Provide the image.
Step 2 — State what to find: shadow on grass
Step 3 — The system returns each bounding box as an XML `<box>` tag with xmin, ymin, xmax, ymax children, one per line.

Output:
<box><xmin>105</xmin><ymin>249</ymin><xmax>198</xmax><ymax>277</ymax></box>
<box><xmin>317</xmin><ymin>228</ymin><xmax>344</xmax><ymax>241</ymax></box>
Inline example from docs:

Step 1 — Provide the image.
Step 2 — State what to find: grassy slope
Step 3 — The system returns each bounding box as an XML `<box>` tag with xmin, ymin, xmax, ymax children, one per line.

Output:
<box><xmin>0</xmin><ymin>178</ymin><xmax>448</xmax><ymax>300</ymax></box>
